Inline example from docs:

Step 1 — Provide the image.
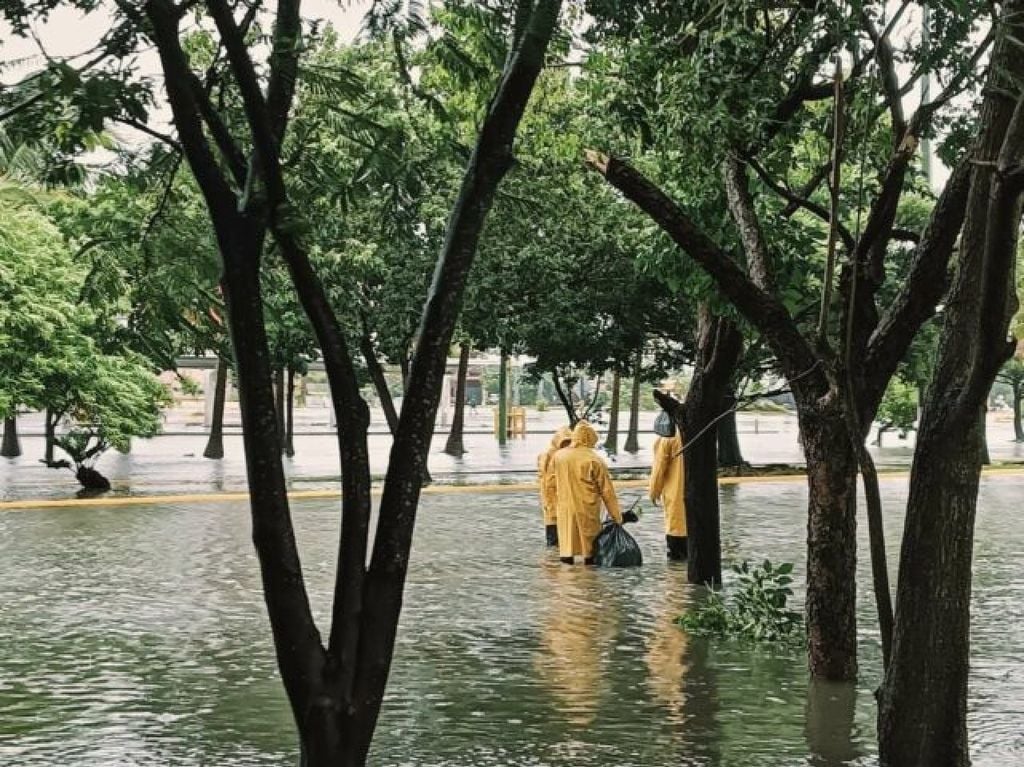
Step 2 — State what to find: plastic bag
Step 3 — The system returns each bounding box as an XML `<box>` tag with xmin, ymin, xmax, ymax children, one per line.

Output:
<box><xmin>593</xmin><ymin>520</ymin><xmax>643</xmax><ymax>567</ymax></box>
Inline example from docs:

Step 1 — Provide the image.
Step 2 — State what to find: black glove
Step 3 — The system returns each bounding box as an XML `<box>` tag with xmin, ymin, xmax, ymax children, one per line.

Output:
<box><xmin>622</xmin><ymin>509</ymin><xmax>639</xmax><ymax>524</ymax></box>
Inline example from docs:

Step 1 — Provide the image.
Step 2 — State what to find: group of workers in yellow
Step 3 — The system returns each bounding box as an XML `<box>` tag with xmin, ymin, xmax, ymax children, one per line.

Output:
<box><xmin>537</xmin><ymin>414</ymin><xmax>688</xmax><ymax>564</ymax></box>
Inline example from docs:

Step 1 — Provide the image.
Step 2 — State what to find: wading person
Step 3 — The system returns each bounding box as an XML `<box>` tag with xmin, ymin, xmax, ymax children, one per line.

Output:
<box><xmin>537</xmin><ymin>425</ymin><xmax>572</xmax><ymax>546</ymax></box>
<box><xmin>649</xmin><ymin>411</ymin><xmax>686</xmax><ymax>561</ymax></box>
<box><xmin>554</xmin><ymin>420</ymin><xmax>623</xmax><ymax>564</ymax></box>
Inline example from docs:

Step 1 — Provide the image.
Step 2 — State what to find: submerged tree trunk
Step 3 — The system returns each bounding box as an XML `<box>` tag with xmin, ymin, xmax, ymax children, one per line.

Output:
<box><xmin>497</xmin><ymin>348</ymin><xmax>509</xmax><ymax>445</ymax></box>
<box><xmin>625</xmin><ymin>351</ymin><xmax>642</xmax><ymax>453</ymax></box>
<box><xmin>604</xmin><ymin>370</ymin><xmax>621</xmax><ymax>454</ymax></box>
<box><xmin>203</xmin><ymin>358</ymin><xmax>229</xmax><ymax>459</ymax></box>
<box><xmin>672</xmin><ymin>310</ymin><xmax>742</xmax><ymax>587</ymax></box>
<box><xmin>799</xmin><ymin>404</ymin><xmax>859</xmax><ymax>680</ymax></box>
<box><xmin>444</xmin><ymin>343</ymin><xmax>471</xmax><ymax>456</ymax></box>
<box><xmin>285</xmin><ymin>365</ymin><xmax>296</xmax><ymax>457</ymax></box>
<box><xmin>76</xmin><ymin>465</ymin><xmax>111</xmax><ymax>491</ymax></box>
<box><xmin>716</xmin><ymin>393</ymin><xmax>744</xmax><ymax>468</ymax></box>
<box><xmin>879</xmin><ymin>12</ymin><xmax>1024</xmax><ymax>759</ymax></box>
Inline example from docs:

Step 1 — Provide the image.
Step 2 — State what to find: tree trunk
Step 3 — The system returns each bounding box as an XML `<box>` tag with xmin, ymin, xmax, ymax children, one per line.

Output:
<box><xmin>625</xmin><ymin>351</ymin><xmax>642</xmax><ymax>453</ymax></box>
<box><xmin>1</xmin><ymin>416</ymin><xmax>21</xmax><ymax>458</ymax></box>
<box><xmin>443</xmin><ymin>343</ymin><xmax>470</xmax><ymax>456</ymax></box>
<box><xmin>679</xmin><ymin>311</ymin><xmax>743</xmax><ymax>587</ymax></box>
<box><xmin>76</xmin><ymin>465</ymin><xmax>111</xmax><ymax>491</ymax></box>
<box><xmin>285</xmin><ymin>365</ymin><xmax>296</xmax><ymax>457</ymax></box>
<box><xmin>550</xmin><ymin>370</ymin><xmax>576</xmax><ymax>425</ymax></box>
<box><xmin>360</xmin><ymin>328</ymin><xmax>400</xmax><ymax>435</ymax></box>
<box><xmin>1014</xmin><ymin>384</ymin><xmax>1024</xmax><ymax>441</ymax></box>
<box><xmin>275</xmin><ymin>366</ymin><xmax>286</xmax><ymax>450</ymax></box>
<box><xmin>203</xmin><ymin>358</ymin><xmax>228</xmax><ymax>459</ymax></box>
<box><xmin>799</xmin><ymin>404</ymin><xmax>859</xmax><ymax>680</ymax></box>
<box><xmin>497</xmin><ymin>348</ymin><xmax>508</xmax><ymax>445</ymax></box>
<box><xmin>44</xmin><ymin>409</ymin><xmax>56</xmax><ymax>465</ymax></box>
<box><xmin>879</xmin><ymin>10</ymin><xmax>1024</xmax><ymax>757</ymax></box>
<box><xmin>604</xmin><ymin>370</ymin><xmax>621</xmax><ymax>454</ymax></box>
<box><xmin>716</xmin><ymin>393</ymin><xmax>744</xmax><ymax>467</ymax></box>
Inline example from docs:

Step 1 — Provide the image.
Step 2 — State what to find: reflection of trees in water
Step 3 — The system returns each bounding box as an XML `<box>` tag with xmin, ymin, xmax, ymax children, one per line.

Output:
<box><xmin>804</xmin><ymin>679</ymin><xmax>862</xmax><ymax>767</ymax></box>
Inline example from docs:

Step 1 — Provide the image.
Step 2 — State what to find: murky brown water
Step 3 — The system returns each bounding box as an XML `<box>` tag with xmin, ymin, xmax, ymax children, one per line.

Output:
<box><xmin>1</xmin><ymin>477</ymin><xmax>1021</xmax><ymax>765</ymax></box>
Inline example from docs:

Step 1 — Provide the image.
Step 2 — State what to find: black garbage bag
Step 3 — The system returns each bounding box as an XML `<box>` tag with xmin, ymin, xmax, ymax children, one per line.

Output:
<box><xmin>593</xmin><ymin>520</ymin><xmax>643</xmax><ymax>567</ymax></box>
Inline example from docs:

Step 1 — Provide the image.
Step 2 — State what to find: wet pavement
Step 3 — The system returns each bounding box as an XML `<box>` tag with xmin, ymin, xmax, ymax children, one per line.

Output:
<box><xmin>1</xmin><ymin>477</ymin><xmax>1021</xmax><ymax>765</ymax></box>
<box><xmin>2</xmin><ymin>407</ymin><xmax>1021</xmax><ymax>502</ymax></box>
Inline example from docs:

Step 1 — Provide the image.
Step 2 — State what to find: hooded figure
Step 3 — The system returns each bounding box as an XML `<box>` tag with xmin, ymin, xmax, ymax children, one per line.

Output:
<box><xmin>554</xmin><ymin>420</ymin><xmax>623</xmax><ymax>564</ymax></box>
<box><xmin>538</xmin><ymin>426</ymin><xmax>573</xmax><ymax>546</ymax></box>
<box><xmin>650</xmin><ymin>424</ymin><xmax>687</xmax><ymax>560</ymax></box>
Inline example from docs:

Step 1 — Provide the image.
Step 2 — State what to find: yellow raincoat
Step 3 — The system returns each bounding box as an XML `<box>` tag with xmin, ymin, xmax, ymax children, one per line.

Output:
<box><xmin>554</xmin><ymin>421</ymin><xmax>623</xmax><ymax>559</ymax></box>
<box><xmin>650</xmin><ymin>432</ymin><xmax>686</xmax><ymax>537</ymax></box>
<box><xmin>537</xmin><ymin>426</ymin><xmax>573</xmax><ymax>527</ymax></box>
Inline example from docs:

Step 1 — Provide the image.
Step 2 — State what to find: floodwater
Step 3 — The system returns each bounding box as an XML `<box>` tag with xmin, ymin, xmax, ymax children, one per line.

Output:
<box><xmin>1</xmin><ymin>478</ymin><xmax>1022</xmax><ymax>765</ymax></box>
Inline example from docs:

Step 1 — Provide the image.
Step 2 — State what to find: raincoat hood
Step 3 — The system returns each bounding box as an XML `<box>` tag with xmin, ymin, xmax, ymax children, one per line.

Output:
<box><xmin>550</xmin><ymin>426</ymin><xmax>573</xmax><ymax>449</ymax></box>
<box><xmin>571</xmin><ymin>421</ymin><xmax>599</xmax><ymax>448</ymax></box>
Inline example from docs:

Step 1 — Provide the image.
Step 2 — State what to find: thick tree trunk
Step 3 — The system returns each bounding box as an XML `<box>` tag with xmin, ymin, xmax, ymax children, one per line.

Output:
<box><xmin>203</xmin><ymin>358</ymin><xmax>228</xmax><ymax>459</ymax></box>
<box><xmin>800</xmin><ymin>404</ymin><xmax>859</xmax><ymax>681</ymax></box>
<box><xmin>604</xmin><ymin>370</ymin><xmax>621</xmax><ymax>454</ymax></box>
<box><xmin>625</xmin><ymin>351</ymin><xmax>642</xmax><ymax>453</ymax></box>
<box><xmin>679</xmin><ymin>312</ymin><xmax>743</xmax><ymax>586</ymax></box>
<box><xmin>497</xmin><ymin>348</ymin><xmax>509</xmax><ymax>444</ymax></box>
<box><xmin>716</xmin><ymin>393</ymin><xmax>744</xmax><ymax>467</ymax></box>
<box><xmin>285</xmin><ymin>365</ymin><xmax>296</xmax><ymax>457</ymax></box>
<box><xmin>879</xmin><ymin>12</ymin><xmax>1024</xmax><ymax>758</ymax></box>
<box><xmin>1</xmin><ymin>416</ymin><xmax>21</xmax><ymax>458</ymax></box>
<box><xmin>877</xmin><ymin>414</ymin><xmax>983</xmax><ymax>766</ymax></box>
<box><xmin>444</xmin><ymin>343</ymin><xmax>470</xmax><ymax>456</ymax></box>
<box><xmin>1014</xmin><ymin>384</ymin><xmax>1024</xmax><ymax>441</ymax></box>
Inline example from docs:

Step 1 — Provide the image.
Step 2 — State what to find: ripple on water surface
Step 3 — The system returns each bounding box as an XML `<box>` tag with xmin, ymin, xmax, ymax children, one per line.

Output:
<box><xmin>1</xmin><ymin>478</ymin><xmax>1022</xmax><ymax>765</ymax></box>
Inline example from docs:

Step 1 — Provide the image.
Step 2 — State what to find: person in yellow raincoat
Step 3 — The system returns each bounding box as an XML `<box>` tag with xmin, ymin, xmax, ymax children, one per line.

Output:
<box><xmin>650</xmin><ymin>411</ymin><xmax>687</xmax><ymax>560</ymax></box>
<box><xmin>537</xmin><ymin>426</ymin><xmax>572</xmax><ymax>546</ymax></box>
<box><xmin>554</xmin><ymin>420</ymin><xmax>623</xmax><ymax>564</ymax></box>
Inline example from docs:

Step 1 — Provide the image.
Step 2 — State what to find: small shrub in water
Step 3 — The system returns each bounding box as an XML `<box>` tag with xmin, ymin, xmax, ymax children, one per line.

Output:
<box><xmin>678</xmin><ymin>560</ymin><xmax>803</xmax><ymax>644</ymax></box>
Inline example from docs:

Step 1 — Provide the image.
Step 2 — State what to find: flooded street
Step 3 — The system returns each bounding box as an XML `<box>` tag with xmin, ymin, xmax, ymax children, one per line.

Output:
<box><xmin>1</xmin><ymin>476</ymin><xmax>1021</xmax><ymax>765</ymax></box>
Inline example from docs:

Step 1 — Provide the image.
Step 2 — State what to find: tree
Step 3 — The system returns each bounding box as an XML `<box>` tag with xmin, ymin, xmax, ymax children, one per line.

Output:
<box><xmin>585</xmin><ymin>0</ymin><xmax>993</xmax><ymax>679</ymax></box>
<box><xmin>18</xmin><ymin>0</ymin><xmax>561</xmax><ymax>762</ymax></box>
<box><xmin>878</xmin><ymin>2</ymin><xmax>1024</xmax><ymax>759</ymax></box>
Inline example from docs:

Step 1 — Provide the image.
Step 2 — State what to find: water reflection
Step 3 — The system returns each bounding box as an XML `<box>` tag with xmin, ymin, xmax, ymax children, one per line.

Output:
<box><xmin>805</xmin><ymin>679</ymin><xmax>862</xmax><ymax>766</ymax></box>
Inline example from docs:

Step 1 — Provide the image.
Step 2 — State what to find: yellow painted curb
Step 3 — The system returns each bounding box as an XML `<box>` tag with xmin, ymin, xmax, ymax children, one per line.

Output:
<box><xmin>1</xmin><ymin>469</ymin><xmax>1021</xmax><ymax>511</ymax></box>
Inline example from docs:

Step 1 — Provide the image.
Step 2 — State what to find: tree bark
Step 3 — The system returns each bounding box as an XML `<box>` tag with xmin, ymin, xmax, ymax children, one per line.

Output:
<box><xmin>443</xmin><ymin>343</ymin><xmax>470</xmax><ymax>456</ymax></box>
<box><xmin>1</xmin><ymin>416</ymin><xmax>21</xmax><ymax>458</ymax></box>
<box><xmin>716</xmin><ymin>393</ymin><xmax>744</xmax><ymax>468</ymax></box>
<box><xmin>497</xmin><ymin>348</ymin><xmax>509</xmax><ymax>444</ymax></box>
<box><xmin>203</xmin><ymin>357</ymin><xmax>228</xmax><ymax>459</ymax></box>
<box><xmin>625</xmin><ymin>350</ymin><xmax>642</xmax><ymax>453</ymax></box>
<box><xmin>670</xmin><ymin>310</ymin><xmax>743</xmax><ymax>587</ymax></box>
<box><xmin>285</xmin><ymin>365</ymin><xmax>296</xmax><ymax>457</ymax></box>
<box><xmin>604</xmin><ymin>370</ymin><xmax>621</xmax><ymax>454</ymax></box>
<box><xmin>800</xmin><ymin>404</ymin><xmax>860</xmax><ymax>680</ymax></box>
<box><xmin>879</xmin><ymin>11</ymin><xmax>1024</xmax><ymax>760</ymax></box>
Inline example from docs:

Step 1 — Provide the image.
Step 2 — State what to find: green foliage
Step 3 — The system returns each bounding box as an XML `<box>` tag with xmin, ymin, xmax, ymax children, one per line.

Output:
<box><xmin>876</xmin><ymin>378</ymin><xmax>918</xmax><ymax>437</ymax></box>
<box><xmin>678</xmin><ymin>560</ymin><xmax>803</xmax><ymax>644</ymax></box>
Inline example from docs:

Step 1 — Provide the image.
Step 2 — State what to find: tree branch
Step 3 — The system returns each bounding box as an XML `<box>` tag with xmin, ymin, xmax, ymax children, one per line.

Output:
<box><xmin>722</xmin><ymin>154</ymin><xmax>775</xmax><ymax>291</ymax></box>
<box><xmin>584</xmin><ymin>150</ymin><xmax>821</xmax><ymax>386</ymax></box>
